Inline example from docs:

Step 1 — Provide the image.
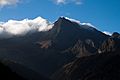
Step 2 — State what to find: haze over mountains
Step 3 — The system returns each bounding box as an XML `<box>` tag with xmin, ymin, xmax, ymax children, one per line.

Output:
<box><xmin>0</xmin><ymin>16</ymin><xmax>119</xmax><ymax>80</ymax></box>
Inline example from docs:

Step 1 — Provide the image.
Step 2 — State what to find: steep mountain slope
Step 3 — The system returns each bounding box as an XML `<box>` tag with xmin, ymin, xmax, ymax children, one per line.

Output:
<box><xmin>52</xmin><ymin>34</ymin><xmax>120</xmax><ymax>80</ymax></box>
<box><xmin>0</xmin><ymin>17</ymin><xmax>109</xmax><ymax>77</ymax></box>
<box><xmin>46</xmin><ymin>17</ymin><xmax>109</xmax><ymax>56</ymax></box>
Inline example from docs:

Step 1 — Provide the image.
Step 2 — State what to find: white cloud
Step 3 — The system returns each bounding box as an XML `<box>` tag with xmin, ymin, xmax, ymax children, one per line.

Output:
<box><xmin>0</xmin><ymin>17</ymin><xmax>53</xmax><ymax>39</ymax></box>
<box><xmin>55</xmin><ymin>0</ymin><xmax>66</xmax><ymax>4</ymax></box>
<box><xmin>74</xmin><ymin>0</ymin><xmax>82</xmax><ymax>5</ymax></box>
<box><xmin>53</xmin><ymin>0</ymin><xmax>82</xmax><ymax>5</ymax></box>
<box><xmin>0</xmin><ymin>0</ymin><xmax>20</xmax><ymax>8</ymax></box>
<box><xmin>103</xmin><ymin>31</ymin><xmax>112</xmax><ymax>36</ymax></box>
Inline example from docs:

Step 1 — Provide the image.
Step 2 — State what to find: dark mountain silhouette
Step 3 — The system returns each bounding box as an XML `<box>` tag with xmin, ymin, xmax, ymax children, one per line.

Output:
<box><xmin>52</xmin><ymin>33</ymin><xmax>120</xmax><ymax>80</ymax></box>
<box><xmin>0</xmin><ymin>59</ymin><xmax>51</xmax><ymax>80</ymax></box>
<box><xmin>0</xmin><ymin>17</ymin><xmax>110</xmax><ymax>78</ymax></box>
<box><xmin>0</xmin><ymin>61</ymin><xmax>27</xmax><ymax>80</ymax></box>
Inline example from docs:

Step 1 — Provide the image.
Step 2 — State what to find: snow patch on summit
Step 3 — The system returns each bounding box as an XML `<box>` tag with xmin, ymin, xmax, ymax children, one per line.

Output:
<box><xmin>64</xmin><ymin>17</ymin><xmax>80</xmax><ymax>24</ymax></box>
<box><xmin>64</xmin><ymin>17</ymin><xmax>97</xmax><ymax>29</ymax></box>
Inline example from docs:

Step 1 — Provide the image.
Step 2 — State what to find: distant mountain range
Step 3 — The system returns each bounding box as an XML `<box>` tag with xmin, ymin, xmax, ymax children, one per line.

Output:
<box><xmin>0</xmin><ymin>17</ymin><xmax>119</xmax><ymax>80</ymax></box>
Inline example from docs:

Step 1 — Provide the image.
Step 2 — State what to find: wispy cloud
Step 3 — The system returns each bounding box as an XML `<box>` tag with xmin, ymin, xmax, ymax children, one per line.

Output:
<box><xmin>0</xmin><ymin>0</ymin><xmax>20</xmax><ymax>8</ymax></box>
<box><xmin>74</xmin><ymin>0</ymin><xmax>82</xmax><ymax>5</ymax></box>
<box><xmin>53</xmin><ymin>0</ymin><xmax>82</xmax><ymax>5</ymax></box>
<box><xmin>55</xmin><ymin>0</ymin><xmax>66</xmax><ymax>4</ymax></box>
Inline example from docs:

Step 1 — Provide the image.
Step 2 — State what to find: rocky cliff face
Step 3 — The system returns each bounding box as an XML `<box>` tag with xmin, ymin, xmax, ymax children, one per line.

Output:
<box><xmin>112</xmin><ymin>32</ymin><xmax>120</xmax><ymax>38</ymax></box>
<box><xmin>52</xmin><ymin>33</ymin><xmax>120</xmax><ymax>80</ymax></box>
<box><xmin>98</xmin><ymin>32</ymin><xmax>120</xmax><ymax>53</ymax></box>
<box><xmin>45</xmin><ymin>17</ymin><xmax>109</xmax><ymax>56</ymax></box>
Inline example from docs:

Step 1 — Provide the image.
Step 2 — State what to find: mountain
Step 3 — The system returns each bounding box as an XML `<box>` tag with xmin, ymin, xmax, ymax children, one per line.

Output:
<box><xmin>51</xmin><ymin>33</ymin><xmax>120</xmax><ymax>80</ymax></box>
<box><xmin>0</xmin><ymin>17</ymin><xmax>109</xmax><ymax>78</ymax></box>
<box><xmin>0</xmin><ymin>59</ymin><xmax>50</xmax><ymax>80</ymax></box>
<box><xmin>0</xmin><ymin>59</ymin><xmax>51</xmax><ymax>80</ymax></box>
<box><xmin>112</xmin><ymin>32</ymin><xmax>120</xmax><ymax>38</ymax></box>
<box><xmin>0</xmin><ymin>61</ymin><xmax>27</xmax><ymax>80</ymax></box>
<box><xmin>98</xmin><ymin>32</ymin><xmax>120</xmax><ymax>53</ymax></box>
<box><xmin>47</xmin><ymin>17</ymin><xmax>109</xmax><ymax>56</ymax></box>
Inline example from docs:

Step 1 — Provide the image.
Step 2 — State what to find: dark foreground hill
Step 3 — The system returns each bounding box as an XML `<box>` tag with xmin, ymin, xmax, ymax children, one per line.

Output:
<box><xmin>0</xmin><ymin>59</ymin><xmax>50</xmax><ymax>80</ymax></box>
<box><xmin>0</xmin><ymin>61</ymin><xmax>26</xmax><ymax>80</ymax></box>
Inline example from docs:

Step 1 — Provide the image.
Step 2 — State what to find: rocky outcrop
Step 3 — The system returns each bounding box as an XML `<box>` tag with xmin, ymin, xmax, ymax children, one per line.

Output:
<box><xmin>52</xmin><ymin>51</ymin><xmax>120</xmax><ymax>80</ymax></box>
<box><xmin>52</xmin><ymin>33</ymin><xmax>120</xmax><ymax>80</ymax></box>
<box><xmin>98</xmin><ymin>33</ymin><xmax>120</xmax><ymax>53</ymax></box>
<box><xmin>112</xmin><ymin>32</ymin><xmax>120</xmax><ymax>38</ymax></box>
<box><xmin>63</xmin><ymin>39</ymin><xmax>97</xmax><ymax>57</ymax></box>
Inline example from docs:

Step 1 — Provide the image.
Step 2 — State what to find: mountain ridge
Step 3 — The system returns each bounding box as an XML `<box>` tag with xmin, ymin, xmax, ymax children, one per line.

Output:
<box><xmin>0</xmin><ymin>16</ymin><xmax>113</xmax><ymax>79</ymax></box>
<box><xmin>51</xmin><ymin>33</ymin><xmax>120</xmax><ymax>80</ymax></box>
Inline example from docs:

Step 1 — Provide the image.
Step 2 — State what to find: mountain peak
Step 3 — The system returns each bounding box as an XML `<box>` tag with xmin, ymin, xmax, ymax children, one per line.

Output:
<box><xmin>57</xmin><ymin>16</ymin><xmax>80</xmax><ymax>24</ymax></box>
<box><xmin>59</xmin><ymin>16</ymin><xmax>66</xmax><ymax>19</ymax></box>
<box><xmin>53</xmin><ymin>17</ymin><xmax>98</xmax><ymax>34</ymax></box>
<box><xmin>55</xmin><ymin>17</ymin><xmax>97</xmax><ymax>31</ymax></box>
<box><xmin>53</xmin><ymin>16</ymin><xmax>75</xmax><ymax>30</ymax></box>
<box><xmin>56</xmin><ymin>16</ymin><xmax>71</xmax><ymax>24</ymax></box>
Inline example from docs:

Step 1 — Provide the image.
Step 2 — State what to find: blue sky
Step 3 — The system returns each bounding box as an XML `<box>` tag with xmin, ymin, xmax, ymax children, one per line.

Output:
<box><xmin>0</xmin><ymin>0</ymin><xmax>120</xmax><ymax>33</ymax></box>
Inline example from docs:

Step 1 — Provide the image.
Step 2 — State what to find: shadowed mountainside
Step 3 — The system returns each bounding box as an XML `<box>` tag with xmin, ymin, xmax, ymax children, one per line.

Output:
<box><xmin>0</xmin><ymin>59</ymin><xmax>50</xmax><ymax>80</ymax></box>
<box><xmin>51</xmin><ymin>34</ymin><xmax>120</xmax><ymax>80</ymax></box>
<box><xmin>0</xmin><ymin>61</ymin><xmax>27</xmax><ymax>80</ymax></box>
